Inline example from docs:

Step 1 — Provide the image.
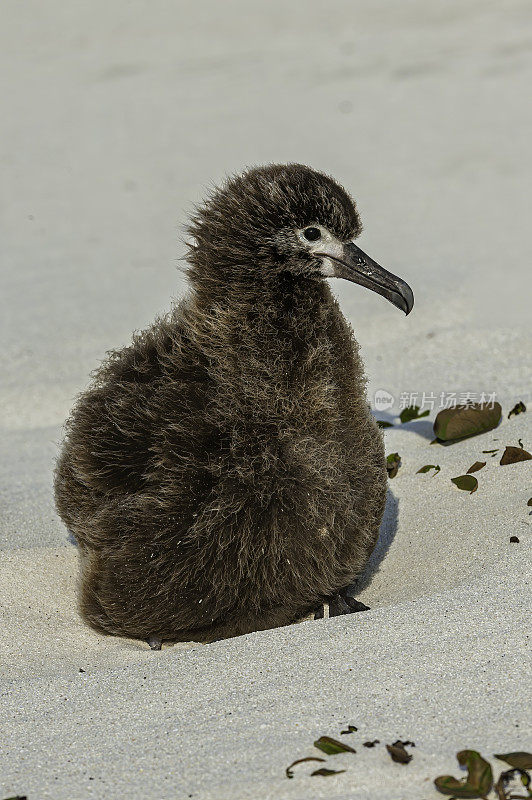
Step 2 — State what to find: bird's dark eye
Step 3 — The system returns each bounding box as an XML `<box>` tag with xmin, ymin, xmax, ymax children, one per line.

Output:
<box><xmin>303</xmin><ymin>227</ymin><xmax>321</xmax><ymax>242</ymax></box>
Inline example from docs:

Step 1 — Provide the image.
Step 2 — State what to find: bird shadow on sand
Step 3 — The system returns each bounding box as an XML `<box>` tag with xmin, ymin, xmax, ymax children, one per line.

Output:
<box><xmin>346</xmin><ymin>487</ymin><xmax>399</xmax><ymax>596</ymax></box>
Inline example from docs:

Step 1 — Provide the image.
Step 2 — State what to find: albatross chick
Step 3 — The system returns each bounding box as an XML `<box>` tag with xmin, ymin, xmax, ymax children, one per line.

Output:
<box><xmin>54</xmin><ymin>163</ymin><xmax>414</xmax><ymax>647</ymax></box>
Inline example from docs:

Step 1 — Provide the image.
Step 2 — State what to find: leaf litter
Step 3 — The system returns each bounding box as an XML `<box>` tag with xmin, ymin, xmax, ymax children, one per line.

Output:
<box><xmin>285</xmin><ymin>757</ymin><xmax>325</xmax><ymax>779</ymax></box>
<box><xmin>386</xmin><ymin>740</ymin><xmax>414</xmax><ymax>764</ymax></box>
<box><xmin>434</xmin><ymin>749</ymin><xmax>493</xmax><ymax>798</ymax></box>
<box><xmin>311</xmin><ymin>767</ymin><xmax>346</xmax><ymax>777</ymax></box>
<box><xmin>494</xmin><ymin>752</ymin><xmax>532</xmax><ymax>770</ymax></box>
<box><xmin>285</xmin><ymin>727</ymin><xmax>411</xmax><ymax>780</ymax></box>
<box><xmin>286</xmin><ymin>731</ymin><xmax>531</xmax><ymax>792</ymax></box>
<box><xmin>451</xmin><ymin>475</ymin><xmax>478</xmax><ymax>493</ymax></box>
<box><xmin>417</xmin><ymin>464</ymin><xmax>441</xmax><ymax>475</ymax></box>
<box><xmin>386</xmin><ymin>452</ymin><xmax>401</xmax><ymax>478</ymax></box>
<box><xmin>467</xmin><ymin>461</ymin><xmax>486</xmax><ymax>474</ymax></box>
<box><xmin>340</xmin><ymin>724</ymin><xmax>358</xmax><ymax>735</ymax></box>
<box><xmin>508</xmin><ymin>401</ymin><xmax>526</xmax><ymax>419</ymax></box>
<box><xmin>434</xmin><ymin>750</ymin><xmax>532</xmax><ymax>799</ymax></box>
<box><xmin>500</xmin><ymin>446</ymin><xmax>532</xmax><ymax>465</ymax></box>
<box><xmin>494</xmin><ymin>768</ymin><xmax>531</xmax><ymax>800</ymax></box>
<box><xmin>314</xmin><ymin>736</ymin><xmax>356</xmax><ymax>755</ymax></box>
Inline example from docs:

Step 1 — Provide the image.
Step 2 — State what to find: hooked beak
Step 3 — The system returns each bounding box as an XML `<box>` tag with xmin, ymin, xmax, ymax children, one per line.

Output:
<box><xmin>324</xmin><ymin>242</ymin><xmax>414</xmax><ymax>315</ymax></box>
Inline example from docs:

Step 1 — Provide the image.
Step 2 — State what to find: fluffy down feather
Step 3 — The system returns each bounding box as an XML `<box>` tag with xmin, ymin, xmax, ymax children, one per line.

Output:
<box><xmin>54</xmin><ymin>164</ymin><xmax>386</xmax><ymax>643</ymax></box>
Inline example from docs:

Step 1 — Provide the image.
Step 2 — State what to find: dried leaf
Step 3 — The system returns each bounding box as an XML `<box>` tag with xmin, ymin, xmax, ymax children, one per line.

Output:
<box><xmin>508</xmin><ymin>401</ymin><xmax>527</xmax><ymax>419</ymax></box>
<box><xmin>417</xmin><ymin>464</ymin><xmax>441</xmax><ymax>475</ymax></box>
<box><xmin>500</xmin><ymin>446</ymin><xmax>532</xmax><ymax>465</ymax></box>
<box><xmin>340</xmin><ymin>725</ymin><xmax>358</xmax><ymax>735</ymax></box>
<box><xmin>363</xmin><ymin>739</ymin><xmax>380</xmax><ymax>747</ymax></box>
<box><xmin>311</xmin><ymin>767</ymin><xmax>346</xmax><ymax>777</ymax></box>
<box><xmin>528</xmin><ymin>498</ymin><xmax>532</xmax><ymax>507</ymax></box>
<box><xmin>386</xmin><ymin>452</ymin><xmax>401</xmax><ymax>479</ymax></box>
<box><xmin>434</xmin><ymin>750</ymin><xmax>493</xmax><ymax>798</ymax></box>
<box><xmin>434</xmin><ymin>777</ymin><xmax>485</xmax><ymax>798</ymax></box>
<box><xmin>467</xmin><ymin>461</ymin><xmax>486</xmax><ymax>474</ymax></box>
<box><xmin>494</xmin><ymin>752</ymin><xmax>532</xmax><ymax>770</ymax></box>
<box><xmin>482</xmin><ymin>449</ymin><xmax>499</xmax><ymax>454</ymax></box>
<box><xmin>314</xmin><ymin>736</ymin><xmax>356</xmax><ymax>755</ymax></box>
<box><xmin>400</xmin><ymin>405</ymin><xmax>430</xmax><ymax>423</ymax></box>
<box><xmin>285</xmin><ymin>757</ymin><xmax>325</xmax><ymax>778</ymax></box>
<box><xmin>451</xmin><ymin>475</ymin><xmax>478</xmax><ymax>493</ymax></box>
<box><xmin>433</xmin><ymin>403</ymin><xmax>502</xmax><ymax>442</ymax></box>
<box><xmin>510</xmin><ymin>536</ymin><xmax>520</xmax><ymax>543</ymax></box>
<box><xmin>386</xmin><ymin>741</ymin><xmax>413</xmax><ymax>764</ymax></box>
<box><xmin>494</xmin><ymin>767</ymin><xmax>531</xmax><ymax>800</ymax></box>
<box><xmin>377</xmin><ymin>420</ymin><xmax>393</xmax><ymax>428</ymax></box>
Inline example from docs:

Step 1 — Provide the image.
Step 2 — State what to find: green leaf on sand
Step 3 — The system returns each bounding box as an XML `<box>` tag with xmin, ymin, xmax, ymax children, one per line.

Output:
<box><xmin>508</xmin><ymin>401</ymin><xmax>526</xmax><ymax>419</ymax></box>
<box><xmin>311</xmin><ymin>767</ymin><xmax>346</xmax><ymax>777</ymax></box>
<box><xmin>451</xmin><ymin>475</ymin><xmax>478</xmax><ymax>493</ymax></box>
<box><xmin>434</xmin><ymin>750</ymin><xmax>493</xmax><ymax>797</ymax></box>
<box><xmin>433</xmin><ymin>403</ymin><xmax>502</xmax><ymax>442</ymax></box>
<box><xmin>467</xmin><ymin>461</ymin><xmax>486</xmax><ymax>474</ymax></box>
<box><xmin>314</xmin><ymin>736</ymin><xmax>356</xmax><ymax>755</ymax></box>
<box><xmin>417</xmin><ymin>464</ymin><xmax>440</xmax><ymax>475</ymax></box>
<box><xmin>500</xmin><ymin>446</ymin><xmax>532</xmax><ymax>465</ymax></box>
<box><xmin>400</xmin><ymin>405</ymin><xmax>430</xmax><ymax>423</ymax></box>
<box><xmin>285</xmin><ymin>757</ymin><xmax>325</xmax><ymax>778</ymax></box>
<box><xmin>377</xmin><ymin>420</ymin><xmax>393</xmax><ymax>428</ymax></box>
<box><xmin>494</xmin><ymin>752</ymin><xmax>532</xmax><ymax>769</ymax></box>
<box><xmin>386</xmin><ymin>452</ymin><xmax>401</xmax><ymax>479</ymax></box>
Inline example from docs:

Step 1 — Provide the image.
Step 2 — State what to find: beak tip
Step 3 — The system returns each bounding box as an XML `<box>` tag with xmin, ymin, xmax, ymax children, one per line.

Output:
<box><xmin>398</xmin><ymin>281</ymin><xmax>414</xmax><ymax>316</ymax></box>
<box><xmin>338</xmin><ymin>242</ymin><xmax>414</xmax><ymax>316</ymax></box>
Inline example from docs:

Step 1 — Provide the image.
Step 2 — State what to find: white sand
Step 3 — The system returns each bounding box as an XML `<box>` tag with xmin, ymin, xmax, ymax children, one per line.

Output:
<box><xmin>1</xmin><ymin>1</ymin><xmax>531</xmax><ymax>798</ymax></box>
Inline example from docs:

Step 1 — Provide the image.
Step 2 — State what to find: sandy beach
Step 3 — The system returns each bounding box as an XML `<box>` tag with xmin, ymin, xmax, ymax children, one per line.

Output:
<box><xmin>1</xmin><ymin>1</ymin><xmax>531</xmax><ymax>798</ymax></box>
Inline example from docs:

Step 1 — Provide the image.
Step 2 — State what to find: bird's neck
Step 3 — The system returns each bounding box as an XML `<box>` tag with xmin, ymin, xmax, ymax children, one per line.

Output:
<box><xmin>190</xmin><ymin>272</ymin><xmax>335</xmax><ymax>342</ymax></box>
<box><xmin>183</xmin><ymin>271</ymin><xmax>357</xmax><ymax>434</ymax></box>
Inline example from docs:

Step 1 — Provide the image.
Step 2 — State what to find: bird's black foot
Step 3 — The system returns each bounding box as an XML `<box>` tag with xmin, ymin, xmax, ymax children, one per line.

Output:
<box><xmin>314</xmin><ymin>589</ymin><xmax>370</xmax><ymax>619</ymax></box>
<box><xmin>330</xmin><ymin>592</ymin><xmax>370</xmax><ymax>616</ymax></box>
<box><xmin>147</xmin><ymin>635</ymin><xmax>162</xmax><ymax>650</ymax></box>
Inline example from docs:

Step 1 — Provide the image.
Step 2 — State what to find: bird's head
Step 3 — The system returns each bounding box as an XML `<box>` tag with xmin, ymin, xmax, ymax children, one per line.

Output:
<box><xmin>187</xmin><ymin>163</ymin><xmax>413</xmax><ymax>314</ymax></box>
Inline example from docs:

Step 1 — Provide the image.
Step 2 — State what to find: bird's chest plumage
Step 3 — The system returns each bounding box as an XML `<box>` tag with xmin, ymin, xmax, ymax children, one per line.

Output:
<box><xmin>164</xmin><ymin>283</ymin><xmax>386</xmax><ymax>615</ymax></box>
<box><xmin>195</xmin><ymin>290</ymin><xmax>379</xmax><ymax>552</ymax></box>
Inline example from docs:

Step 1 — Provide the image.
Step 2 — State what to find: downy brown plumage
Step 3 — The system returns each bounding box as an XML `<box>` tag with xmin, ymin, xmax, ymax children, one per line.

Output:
<box><xmin>54</xmin><ymin>163</ymin><xmax>413</xmax><ymax>646</ymax></box>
